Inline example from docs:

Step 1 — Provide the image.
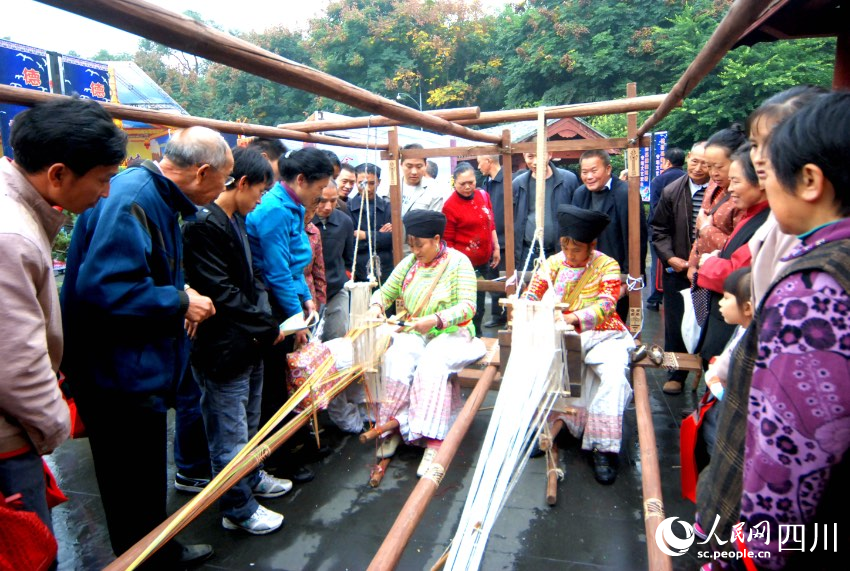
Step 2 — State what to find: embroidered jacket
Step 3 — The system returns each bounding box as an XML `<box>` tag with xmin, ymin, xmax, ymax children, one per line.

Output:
<box><xmin>521</xmin><ymin>250</ymin><xmax>627</xmax><ymax>333</ymax></box>
<box><xmin>371</xmin><ymin>245</ymin><xmax>477</xmax><ymax>337</ymax></box>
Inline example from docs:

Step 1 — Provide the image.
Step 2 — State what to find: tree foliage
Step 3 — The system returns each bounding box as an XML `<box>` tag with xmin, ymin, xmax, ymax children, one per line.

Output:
<box><xmin>90</xmin><ymin>0</ymin><xmax>834</xmax><ymax>144</ymax></box>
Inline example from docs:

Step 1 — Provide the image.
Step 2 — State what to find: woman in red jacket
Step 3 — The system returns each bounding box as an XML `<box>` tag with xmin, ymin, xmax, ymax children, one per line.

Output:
<box><xmin>442</xmin><ymin>162</ymin><xmax>500</xmax><ymax>336</ymax></box>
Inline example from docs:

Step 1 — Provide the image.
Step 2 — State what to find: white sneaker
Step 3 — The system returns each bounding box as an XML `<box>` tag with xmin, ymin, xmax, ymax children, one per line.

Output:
<box><xmin>377</xmin><ymin>433</ymin><xmax>402</xmax><ymax>459</ymax></box>
<box><xmin>417</xmin><ymin>448</ymin><xmax>438</xmax><ymax>477</ymax></box>
<box><xmin>252</xmin><ymin>470</ymin><xmax>293</xmax><ymax>498</ymax></box>
<box><xmin>222</xmin><ymin>505</ymin><xmax>284</xmax><ymax>535</ymax></box>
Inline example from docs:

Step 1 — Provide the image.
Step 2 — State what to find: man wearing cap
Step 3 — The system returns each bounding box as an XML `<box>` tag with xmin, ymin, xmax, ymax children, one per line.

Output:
<box><xmin>367</xmin><ymin>209</ymin><xmax>486</xmax><ymax>478</ymax></box>
<box><xmin>521</xmin><ymin>204</ymin><xmax>635</xmax><ymax>485</ymax></box>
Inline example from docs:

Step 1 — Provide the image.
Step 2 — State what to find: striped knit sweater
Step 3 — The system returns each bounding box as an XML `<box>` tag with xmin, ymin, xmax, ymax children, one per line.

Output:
<box><xmin>371</xmin><ymin>244</ymin><xmax>477</xmax><ymax>337</ymax></box>
<box><xmin>521</xmin><ymin>250</ymin><xmax>627</xmax><ymax>333</ymax></box>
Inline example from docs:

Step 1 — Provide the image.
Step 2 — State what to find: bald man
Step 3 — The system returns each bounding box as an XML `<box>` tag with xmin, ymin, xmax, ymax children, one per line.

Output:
<box><xmin>62</xmin><ymin>127</ymin><xmax>229</xmax><ymax>566</ymax></box>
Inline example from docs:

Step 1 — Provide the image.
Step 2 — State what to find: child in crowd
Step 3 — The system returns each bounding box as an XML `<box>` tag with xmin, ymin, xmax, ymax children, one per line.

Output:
<box><xmin>680</xmin><ymin>268</ymin><xmax>753</xmax><ymax>502</ymax></box>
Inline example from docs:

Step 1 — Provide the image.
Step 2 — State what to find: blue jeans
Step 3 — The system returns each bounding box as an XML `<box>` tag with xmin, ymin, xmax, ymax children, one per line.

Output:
<box><xmin>0</xmin><ymin>448</ymin><xmax>52</xmax><ymax>534</ymax></box>
<box><xmin>193</xmin><ymin>361</ymin><xmax>263</xmax><ymax>521</ymax></box>
<box><xmin>173</xmin><ymin>366</ymin><xmax>210</xmax><ymax>478</ymax></box>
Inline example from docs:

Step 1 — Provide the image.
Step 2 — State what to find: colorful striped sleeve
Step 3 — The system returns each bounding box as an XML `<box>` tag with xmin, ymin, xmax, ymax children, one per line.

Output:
<box><xmin>521</xmin><ymin>256</ymin><xmax>559</xmax><ymax>301</ymax></box>
<box><xmin>435</xmin><ymin>254</ymin><xmax>477</xmax><ymax>328</ymax></box>
<box><xmin>570</xmin><ymin>256</ymin><xmax>621</xmax><ymax>332</ymax></box>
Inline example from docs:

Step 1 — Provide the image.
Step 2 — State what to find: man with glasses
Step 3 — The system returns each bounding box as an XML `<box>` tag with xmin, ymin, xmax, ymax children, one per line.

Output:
<box><xmin>61</xmin><ymin>127</ymin><xmax>228</xmax><ymax>566</ymax></box>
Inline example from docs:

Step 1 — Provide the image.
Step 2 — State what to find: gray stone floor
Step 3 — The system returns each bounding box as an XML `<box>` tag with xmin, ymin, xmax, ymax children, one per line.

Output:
<box><xmin>48</xmin><ymin>291</ymin><xmax>705</xmax><ymax>570</ymax></box>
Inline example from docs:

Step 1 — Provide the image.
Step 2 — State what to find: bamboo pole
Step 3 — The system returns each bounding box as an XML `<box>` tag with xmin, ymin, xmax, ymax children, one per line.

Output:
<box><xmin>35</xmin><ymin>0</ymin><xmax>502</xmax><ymax>145</ymax></box>
<box><xmin>279</xmin><ymin>107</ymin><xmax>480</xmax><ymax>132</ymax></box>
<box><xmin>389</xmin><ymin>137</ymin><xmax>650</xmax><ymax>160</ymax></box>
<box><xmin>632</xmin><ymin>366</ymin><xmax>673</xmax><ymax>571</ymax></box>
<box><xmin>367</xmin><ymin>364</ymin><xmax>499</xmax><ymax>571</ymax></box>
<box><xmin>534</xmin><ymin>110</ymin><xmax>547</xmax><ymax>241</ymax></box>
<box><xmin>635</xmin><ymin>0</ymin><xmax>775</xmax><ymax>138</ymax></box>
<box><xmin>360</xmin><ymin>419</ymin><xmax>401</xmax><ymax>444</ymax></box>
<box><xmin>455</xmin><ymin>94</ymin><xmax>668</xmax><ymax>126</ymax></box>
<box><xmin>0</xmin><ymin>84</ymin><xmax>387</xmax><ymax>150</ymax></box>
<box><xmin>387</xmin><ymin>127</ymin><xmax>404</xmax><ymax>266</ymax></box>
<box><xmin>626</xmin><ymin>83</ymin><xmax>643</xmax><ymax>334</ymax></box>
<box><xmin>501</xmin><ymin>130</ymin><xmax>515</xmax><ymax>296</ymax></box>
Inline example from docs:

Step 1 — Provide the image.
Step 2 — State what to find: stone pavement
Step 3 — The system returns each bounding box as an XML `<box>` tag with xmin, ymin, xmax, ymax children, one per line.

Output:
<box><xmin>49</xmin><ymin>296</ymin><xmax>706</xmax><ymax>570</ymax></box>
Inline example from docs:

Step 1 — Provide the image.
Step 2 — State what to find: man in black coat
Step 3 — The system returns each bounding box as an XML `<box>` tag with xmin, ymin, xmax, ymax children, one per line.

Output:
<box><xmin>350</xmin><ymin>163</ymin><xmax>394</xmax><ymax>284</ymax></box>
<box><xmin>572</xmin><ymin>150</ymin><xmax>647</xmax><ymax>323</ymax></box>
<box><xmin>512</xmin><ymin>150</ymin><xmax>578</xmax><ymax>271</ymax></box>
<box><xmin>650</xmin><ymin>143</ymin><xmax>710</xmax><ymax>394</ymax></box>
<box><xmin>646</xmin><ymin>147</ymin><xmax>686</xmax><ymax>310</ymax></box>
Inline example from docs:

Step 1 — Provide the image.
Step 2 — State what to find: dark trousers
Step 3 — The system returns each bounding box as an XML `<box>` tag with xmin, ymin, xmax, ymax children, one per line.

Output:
<box><xmin>647</xmin><ymin>245</ymin><xmax>663</xmax><ymax>303</ymax></box>
<box><xmin>487</xmin><ymin>248</ymin><xmax>506</xmax><ymax>320</ymax></box>
<box><xmin>74</xmin><ymin>385</ymin><xmax>179</xmax><ymax>558</ymax></box>
<box><xmin>0</xmin><ymin>448</ymin><xmax>52</xmax><ymax>534</ymax></box>
<box><xmin>473</xmin><ymin>264</ymin><xmax>488</xmax><ymax>336</ymax></box>
<box><xmin>662</xmin><ymin>270</ymin><xmax>692</xmax><ymax>382</ymax></box>
<box><xmin>173</xmin><ymin>366</ymin><xmax>210</xmax><ymax>478</ymax></box>
<box><xmin>259</xmin><ymin>336</ymin><xmax>307</xmax><ymax>470</ymax></box>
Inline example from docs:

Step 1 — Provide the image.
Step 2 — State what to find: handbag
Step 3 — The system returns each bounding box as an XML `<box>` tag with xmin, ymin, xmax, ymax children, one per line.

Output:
<box><xmin>680</xmin><ymin>390</ymin><xmax>717</xmax><ymax>502</ymax></box>
<box><xmin>680</xmin><ymin>288</ymin><xmax>702</xmax><ymax>353</ymax></box>
<box><xmin>690</xmin><ymin>276</ymin><xmax>712</xmax><ymax>328</ymax></box>
<box><xmin>286</xmin><ymin>339</ymin><xmax>338</xmax><ymax>412</ymax></box>
<box><xmin>57</xmin><ymin>372</ymin><xmax>86</xmax><ymax>439</ymax></box>
<box><xmin>0</xmin><ymin>491</ymin><xmax>57</xmax><ymax>571</ymax></box>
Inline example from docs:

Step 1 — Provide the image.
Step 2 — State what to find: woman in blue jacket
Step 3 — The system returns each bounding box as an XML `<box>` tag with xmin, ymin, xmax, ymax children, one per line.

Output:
<box><xmin>246</xmin><ymin>147</ymin><xmax>333</xmax><ymax>481</ymax></box>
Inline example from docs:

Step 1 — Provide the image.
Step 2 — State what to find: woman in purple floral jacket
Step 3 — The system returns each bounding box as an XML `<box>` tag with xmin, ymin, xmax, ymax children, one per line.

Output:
<box><xmin>739</xmin><ymin>92</ymin><xmax>850</xmax><ymax>569</ymax></box>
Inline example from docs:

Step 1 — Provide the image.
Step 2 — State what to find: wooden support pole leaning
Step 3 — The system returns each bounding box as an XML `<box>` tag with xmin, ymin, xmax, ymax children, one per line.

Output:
<box><xmin>0</xmin><ymin>84</ymin><xmax>387</xmax><ymax>150</ymax></box>
<box><xmin>455</xmin><ymin>94</ymin><xmax>667</xmax><ymax>126</ymax></box>
<box><xmin>35</xmin><ymin>0</ymin><xmax>501</xmax><ymax>145</ymax></box>
<box><xmin>626</xmin><ymin>83</ymin><xmax>643</xmax><ymax>335</ymax></box>
<box><xmin>367</xmin><ymin>364</ymin><xmax>499</xmax><ymax>571</ymax></box>
<box><xmin>387</xmin><ymin>127</ymin><xmax>404</xmax><ymax>266</ymax></box>
<box><xmin>535</xmin><ymin>109</ymin><xmax>547</xmax><ymax>247</ymax></box>
<box><xmin>501</xmin><ymin>129</ymin><xmax>515</xmax><ymax>296</ymax></box>
<box><xmin>278</xmin><ymin>107</ymin><xmax>480</xmax><ymax>132</ymax></box>
<box><xmin>635</xmin><ymin>0</ymin><xmax>774</xmax><ymax>138</ymax></box>
<box><xmin>632</xmin><ymin>366</ymin><xmax>673</xmax><ymax>571</ymax></box>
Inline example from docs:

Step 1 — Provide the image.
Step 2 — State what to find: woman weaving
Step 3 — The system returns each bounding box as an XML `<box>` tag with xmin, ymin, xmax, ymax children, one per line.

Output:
<box><xmin>367</xmin><ymin>210</ymin><xmax>486</xmax><ymax>477</ymax></box>
<box><xmin>521</xmin><ymin>205</ymin><xmax>634</xmax><ymax>484</ymax></box>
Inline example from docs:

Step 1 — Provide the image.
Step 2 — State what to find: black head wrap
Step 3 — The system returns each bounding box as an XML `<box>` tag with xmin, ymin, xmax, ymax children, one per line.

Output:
<box><xmin>403</xmin><ymin>209</ymin><xmax>446</xmax><ymax>238</ymax></box>
<box><xmin>556</xmin><ymin>204</ymin><xmax>610</xmax><ymax>243</ymax></box>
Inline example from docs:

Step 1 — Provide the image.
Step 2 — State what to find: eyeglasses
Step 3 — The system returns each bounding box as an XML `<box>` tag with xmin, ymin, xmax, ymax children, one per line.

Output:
<box><xmin>224</xmin><ymin>175</ymin><xmax>235</xmax><ymax>187</ymax></box>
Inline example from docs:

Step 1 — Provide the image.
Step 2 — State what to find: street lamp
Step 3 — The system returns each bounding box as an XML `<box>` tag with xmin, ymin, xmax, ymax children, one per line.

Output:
<box><xmin>396</xmin><ymin>91</ymin><xmax>424</xmax><ymax>131</ymax></box>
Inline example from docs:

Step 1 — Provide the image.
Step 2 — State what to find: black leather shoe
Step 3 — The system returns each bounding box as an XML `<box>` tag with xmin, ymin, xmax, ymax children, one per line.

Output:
<box><xmin>289</xmin><ymin>465</ymin><xmax>315</xmax><ymax>484</ymax></box>
<box><xmin>178</xmin><ymin>544</ymin><xmax>214</xmax><ymax>566</ymax></box>
<box><xmin>592</xmin><ymin>448</ymin><xmax>618</xmax><ymax>485</ymax></box>
<box><xmin>484</xmin><ymin>316</ymin><xmax>507</xmax><ymax>328</ymax></box>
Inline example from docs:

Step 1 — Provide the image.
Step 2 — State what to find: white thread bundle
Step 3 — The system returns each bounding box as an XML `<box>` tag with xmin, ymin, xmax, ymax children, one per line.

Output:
<box><xmin>445</xmin><ymin>299</ymin><xmax>562</xmax><ymax>571</ymax></box>
<box><xmin>346</xmin><ymin>281</ymin><xmax>383</xmax><ymax>402</ymax></box>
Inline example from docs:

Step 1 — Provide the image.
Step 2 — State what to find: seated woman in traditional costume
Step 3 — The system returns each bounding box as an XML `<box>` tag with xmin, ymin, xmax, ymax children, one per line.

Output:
<box><xmin>521</xmin><ymin>205</ymin><xmax>634</xmax><ymax>484</ymax></box>
<box><xmin>367</xmin><ymin>210</ymin><xmax>486</xmax><ymax>477</ymax></box>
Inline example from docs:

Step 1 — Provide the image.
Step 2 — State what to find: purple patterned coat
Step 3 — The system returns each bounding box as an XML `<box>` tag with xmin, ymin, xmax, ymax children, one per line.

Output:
<box><xmin>740</xmin><ymin>218</ymin><xmax>850</xmax><ymax>569</ymax></box>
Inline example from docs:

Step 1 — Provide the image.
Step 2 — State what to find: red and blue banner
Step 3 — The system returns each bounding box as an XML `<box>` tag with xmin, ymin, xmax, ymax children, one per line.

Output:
<box><xmin>60</xmin><ymin>55</ymin><xmax>110</xmax><ymax>102</ymax></box>
<box><xmin>0</xmin><ymin>40</ymin><xmax>50</xmax><ymax>157</ymax></box>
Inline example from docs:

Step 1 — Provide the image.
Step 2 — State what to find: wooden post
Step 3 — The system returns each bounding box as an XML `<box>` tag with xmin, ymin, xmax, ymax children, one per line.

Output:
<box><xmin>0</xmin><ymin>85</ymin><xmax>387</xmax><ymax>150</ymax></box>
<box><xmin>501</xmin><ymin>130</ymin><xmax>515</xmax><ymax>295</ymax></box>
<box><xmin>360</xmin><ymin>419</ymin><xmax>400</xmax><ymax>444</ymax></box>
<box><xmin>387</xmin><ymin>127</ymin><xmax>404</xmax><ymax>266</ymax></box>
<box><xmin>626</xmin><ymin>83</ymin><xmax>643</xmax><ymax>335</ymax></box>
<box><xmin>835</xmin><ymin>31</ymin><xmax>850</xmax><ymax>90</ymax></box>
<box><xmin>632</xmin><ymin>366</ymin><xmax>672</xmax><ymax>571</ymax></box>
<box><xmin>35</xmin><ymin>0</ymin><xmax>501</xmax><ymax>145</ymax></box>
<box><xmin>367</xmin><ymin>365</ymin><xmax>499</xmax><ymax>571</ymax></box>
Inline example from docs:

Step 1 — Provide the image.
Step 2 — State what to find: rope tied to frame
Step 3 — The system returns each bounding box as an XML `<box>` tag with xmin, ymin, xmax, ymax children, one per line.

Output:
<box><xmin>644</xmin><ymin>498</ymin><xmax>665</xmax><ymax>521</ymax></box>
<box><xmin>423</xmin><ymin>463</ymin><xmax>446</xmax><ymax>488</ymax></box>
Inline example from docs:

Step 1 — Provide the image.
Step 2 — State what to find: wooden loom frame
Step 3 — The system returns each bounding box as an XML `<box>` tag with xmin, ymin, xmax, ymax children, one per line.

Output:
<box><xmin>3</xmin><ymin>0</ymin><xmax>806</xmax><ymax>569</ymax></box>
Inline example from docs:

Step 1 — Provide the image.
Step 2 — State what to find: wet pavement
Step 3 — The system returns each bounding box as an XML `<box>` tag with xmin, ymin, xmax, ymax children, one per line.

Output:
<box><xmin>48</xmin><ymin>293</ymin><xmax>706</xmax><ymax>570</ymax></box>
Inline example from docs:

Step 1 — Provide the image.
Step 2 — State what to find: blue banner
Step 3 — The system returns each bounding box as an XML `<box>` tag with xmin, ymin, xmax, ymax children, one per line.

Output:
<box><xmin>639</xmin><ymin>146</ymin><xmax>651</xmax><ymax>202</ymax></box>
<box><xmin>61</xmin><ymin>55</ymin><xmax>110</xmax><ymax>102</ymax></box>
<box><xmin>0</xmin><ymin>40</ymin><xmax>50</xmax><ymax>157</ymax></box>
<box><xmin>653</xmin><ymin>131</ymin><xmax>668</xmax><ymax>180</ymax></box>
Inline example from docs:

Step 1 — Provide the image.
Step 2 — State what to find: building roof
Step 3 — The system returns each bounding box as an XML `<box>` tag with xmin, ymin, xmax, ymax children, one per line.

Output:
<box><xmin>734</xmin><ymin>0</ymin><xmax>848</xmax><ymax>47</ymax></box>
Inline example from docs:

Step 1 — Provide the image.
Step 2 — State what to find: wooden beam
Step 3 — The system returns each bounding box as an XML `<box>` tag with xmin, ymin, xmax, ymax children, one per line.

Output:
<box><xmin>368</xmin><ymin>365</ymin><xmax>498</xmax><ymax>571</ymax></box>
<box><xmin>626</xmin><ymin>83</ymin><xmax>643</xmax><ymax>335</ymax></box>
<box><xmin>636</xmin><ymin>0</ymin><xmax>775</xmax><ymax>138</ymax></box>
<box><xmin>387</xmin><ymin>128</ymin><xmax>404</xmax><ymax>266</ymax></box>
<box><xmin>381</xmin><ymin>137</ymin><xmax>650</xmax><ymax>161</ymax></box>
<box><xmin>278</xmin><ymin>107</ymin><xmax>480</xmax><ymax>133</ymax></box>
<box><xmin>35</xmin><ymin>0</ymin><xmax>502</xmax><ymax>145</ymax></box>
<box><xmin>455</xmin><ymin>94</ymin><xmax>667</xmax><ymax>126</ymax></box>
<box><xmin>632</xmin><ymin>366</ymin><xmax>673</xmax><ymax>571</ymax></box>
<box><xmin>0</xmin><ymin>84</ymin><xmax>387</xmax><ymax>150</ymax></box>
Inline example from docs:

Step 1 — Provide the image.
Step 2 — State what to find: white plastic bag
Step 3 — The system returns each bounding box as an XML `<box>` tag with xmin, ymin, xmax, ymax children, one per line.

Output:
<box><xmin>680</xmin><ymin>288</ymin><xmax>702</xmax><ymax>353</ymax></box>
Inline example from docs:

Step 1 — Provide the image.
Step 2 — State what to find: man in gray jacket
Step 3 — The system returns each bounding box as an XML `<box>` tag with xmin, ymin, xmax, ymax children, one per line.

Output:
<box><xmin>0</xmin><ymin>98</ymin><xmax>126</xmax><ymax>536</ymax></box>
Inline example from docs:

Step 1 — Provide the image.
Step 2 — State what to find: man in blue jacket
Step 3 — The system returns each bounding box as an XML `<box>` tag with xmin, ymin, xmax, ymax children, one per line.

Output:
<box><xmin>512</xmin><ymin>150</ymin><xmax>578</xmax><ymax>270</ymax></box>
<box><xmin>61</xmin><ymin>127</ymin><xmax>227</xmax><ymax>566</ymax></box>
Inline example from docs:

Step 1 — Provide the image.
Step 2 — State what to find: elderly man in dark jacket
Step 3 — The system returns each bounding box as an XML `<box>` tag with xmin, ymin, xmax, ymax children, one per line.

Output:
<box><xmin>62</xmin><ymin>127</ymin><xmax>224</xmax><ymax>565</ymax></box>
<box><xmin>572</xmin><ymin>150</ymin><xmax>648</xmax><ymax>323</ymax></box>
<box><xmin>512</xmin><ymin>151</ymin><xmax>578</xmax><ymax>270</ymax></box>
<box><xmin>650</xmin><ymin>143</ymin><xmax>710</xmax><ymax>394</ymax></box>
